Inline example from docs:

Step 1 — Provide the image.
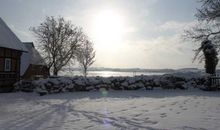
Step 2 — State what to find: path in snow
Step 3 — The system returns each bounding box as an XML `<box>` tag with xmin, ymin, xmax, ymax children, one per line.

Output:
<box><xmin>0</xmin><ymin>90</ymin><xmax>220</xmax><ymax>130</ymax></box>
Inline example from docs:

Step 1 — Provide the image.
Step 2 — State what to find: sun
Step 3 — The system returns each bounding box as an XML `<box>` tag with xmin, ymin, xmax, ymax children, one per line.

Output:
<box><xmin>91</xmin><ymin>10</ymin><xmax>125</xmax><ymax>50</ymax></box>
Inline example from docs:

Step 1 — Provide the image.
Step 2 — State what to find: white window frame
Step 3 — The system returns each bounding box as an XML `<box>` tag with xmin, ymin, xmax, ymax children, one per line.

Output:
<box><xmin>4</xmin><ymin>58</ymin><xmax>11</xmax><ymax>71</ymax></box>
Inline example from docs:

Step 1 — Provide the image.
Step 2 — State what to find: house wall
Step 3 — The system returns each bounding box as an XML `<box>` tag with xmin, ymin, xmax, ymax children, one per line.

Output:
<box><xmin>0</xmin><ymin>47</ymin><xmax>21</xmax><ymax>92</ymax></box>
<box><xmin>22</xmin><ymin>64</ymin><xmax>49</xmax><ymax>80</ymax></box>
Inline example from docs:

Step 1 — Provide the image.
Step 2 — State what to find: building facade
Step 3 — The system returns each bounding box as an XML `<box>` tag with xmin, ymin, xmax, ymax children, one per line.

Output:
<box><xmin>0</xmin><ymin>18</ymin><xmax>49</xmax><ymax>92</ymax></box>
<box><xmin>0</xmin><ymin>18</ymin><xmax>28</xmax><ymax>92</ymax></box>
<box><xmin>0</xmin><ymin>47</ymin><xmax>23</xmax><ymax>91</ymax></box>
<box><xmin>21</xmin><ymin>42</ymin><xmax>49</xmax><ymax>80</ymax></box>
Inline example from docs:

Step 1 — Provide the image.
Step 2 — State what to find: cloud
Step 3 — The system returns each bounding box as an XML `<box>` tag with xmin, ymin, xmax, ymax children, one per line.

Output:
<box><xmin>91</xmin><ymin>18</ymin><xmax>203</xmax><ymax>69</ymax></box>
<box><xmin>159</xmin><ymin>20</ymin><xmax>197</xmax><ymax>32</ymax></box>
<box><xmin>148</xmin><ymin>35</ymin><xmax>202</xmax><ymax>68</ymax></box>
<box><xmin>92</xmin><ymin>32</ymin><xmax>203</xmax><ymax>69</ymax></box>
<box><xmin>124</xmin><ymin>33</ymin><xmax>202</xmax><ymax>69</ymax></box>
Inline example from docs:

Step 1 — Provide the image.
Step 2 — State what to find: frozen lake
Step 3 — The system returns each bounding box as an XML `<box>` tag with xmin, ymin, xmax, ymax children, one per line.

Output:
<box><xmin>60</xmin><ymin>70</ymin><xmax>165</xmax><ymax>77</ymax></box>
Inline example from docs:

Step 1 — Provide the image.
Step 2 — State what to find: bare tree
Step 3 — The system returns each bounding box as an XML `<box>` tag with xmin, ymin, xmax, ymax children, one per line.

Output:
<box><xmin>184</xmin><ymin>0</ymin><xmax>220</xmax><ymax>43</ymax></box>
<box><xmin>184</xmin><ymin>0</ymin><xmax>220</xmax><ymax>74</ymax></box>
<box><xmin>76</xmin><ymin>37</ymin><xmax>95</xmax><ymax>77</ymax></box>
<box><xmin>31</xmin><ymin>16</ymin><xmax>84</xmax><ymax>75</ymax></box>
<box><xmin>195</xmin><ymin>0</ymin><xmax>220</xmax><ymax>22</ymax></box>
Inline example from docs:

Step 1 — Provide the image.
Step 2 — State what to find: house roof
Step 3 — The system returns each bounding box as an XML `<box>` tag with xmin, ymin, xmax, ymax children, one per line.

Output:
<box><xmin>20</xmin><ymin>42</ymin><xmax>46</xmax><ymax>76</ymax></box>
<box><xmin>0</xmin><ymin>18</ymin><xmax>28</xmax><ymax>52</ymax></box>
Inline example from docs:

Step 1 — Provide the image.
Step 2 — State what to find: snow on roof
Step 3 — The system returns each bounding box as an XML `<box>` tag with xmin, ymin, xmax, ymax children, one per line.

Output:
<box><xmin>20</xmin><ymin>42</ymin><xmax>46</xmax><ymax>76</ymax></box>
<box><xmin>0</xmin><ymin>18</ymin><xmax>28</xmax><ymax>52</ymax></box>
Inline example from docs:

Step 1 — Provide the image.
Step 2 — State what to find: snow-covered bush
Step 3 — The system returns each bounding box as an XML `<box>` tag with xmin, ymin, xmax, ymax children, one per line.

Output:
<box><xmin>14</xmin><ymin>72</ymin><xmax>212</xmax><ymax>95</ymax></box>
<box><xmin>14</xmin><ymin>80</ymin><xmax>34</xmax><ymax>92</ymax></box>
<box><xmin>159</xmin><ymin>74</ymin><xmax>186</xmax><ymax>89</ymax></box>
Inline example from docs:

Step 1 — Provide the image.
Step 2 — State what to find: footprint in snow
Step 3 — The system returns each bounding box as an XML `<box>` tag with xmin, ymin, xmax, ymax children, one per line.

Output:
<box><xmin>176</xmin><ymin>112</ymin><xmax>181</xmax><ymax>114</ymax></box>
<box><xmin>179</xmin><ymin>106</ymin><xmax>183</xmax><ymax>108</ymax></box>
<box><xmin>142</xmin><ymin>110</ymin><xmax>149</xmax><ymax>112</ymax></box>
<box><xmin>84</xmin><ymin>125</ymin><xmax>93</xmax><ymax>129</ymax></box>
<box><xmin>145</xmin><ymin>117</ymin><xmax>150</xmax><ymax>120</ymax></box>
<box><xmin>160</xmin><ymin>113</ymin><xmax>167</xmax><ymax>118</ymax></box>
<box><xmin>120</xmin><ymin>109</ymin><xmax>127</xmax><ymax>112</ymax></box>
<box><xmin>183</xmin><ymin>99</ymin><xmax>190</xmax><ymax>104</ymax></box>
<box><xmin>134</xmin><ymin>114</ymin><xmax>142</xmax><ymax>117</ymax></box>
<box><xmin>171</xmin><ymin>102</ymin><xmax>178</xmax><ymax>106</ymax></box>
<box><xmin>132</xmin><ymin>117</ymin><xmax>140</xmax><ymax>121</ymax></box>
<box><xmin>144</xmin><ymin>120</ymin><xmax>158</xmax><ymax>125</ymax></box>
<box><xmin>182</xmin><ymin>108</ymin><xmax>188</xmax><ymax>111</ymax></box>
<box><xmin>68</xmin><ymin>119</ymin><xmax>80</xmax><ymax>122</ymax></box>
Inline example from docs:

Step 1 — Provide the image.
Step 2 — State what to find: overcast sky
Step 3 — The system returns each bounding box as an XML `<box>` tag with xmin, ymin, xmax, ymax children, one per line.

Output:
<box><xmin>0</xmin><ymin>0</ymin><xmax>206</xmax><ymax>69</ymax></box>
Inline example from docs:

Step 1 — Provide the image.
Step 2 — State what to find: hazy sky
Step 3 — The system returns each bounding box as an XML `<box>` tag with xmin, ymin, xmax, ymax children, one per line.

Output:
<box><xmin>0</xmin><ymin>0</ymin><xmax>206</xmax><ymax>69</ymax></box>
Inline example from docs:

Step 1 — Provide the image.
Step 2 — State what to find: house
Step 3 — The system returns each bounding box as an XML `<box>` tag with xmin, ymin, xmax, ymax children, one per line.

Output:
<box><xmin>21</xmin><ymin>42</ymin><xmax>49</xmax><ymax>80</ymax></box>
<box><xmin>0</xmin><ymin>18</ymin><xmax>49</xmax><ymax>92</ymax></box>
<box><xmin>0</xmin><ymin>18</ymin><xmax>28</xmax><ymax>92</ymax></box>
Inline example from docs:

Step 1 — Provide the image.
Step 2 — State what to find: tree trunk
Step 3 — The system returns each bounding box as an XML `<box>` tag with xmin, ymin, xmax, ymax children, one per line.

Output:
<box><xmin>83</xmin><ymin>67</ymin><xmax>87</xmax><ymax>78</ymax></box>
<box><xmin>53</xmin><ymin>67</ymin><xmax>58</xmax><ymax>76</ymax></box>
<box><xmin>53</xmin><ymin>71</ymin><xmax>58</xmax><ymax>76</ymax></box>
<box><xmin>205</xmin><ymin>59</ymin><xmax>217</xmax><ymax>74</ymax></box>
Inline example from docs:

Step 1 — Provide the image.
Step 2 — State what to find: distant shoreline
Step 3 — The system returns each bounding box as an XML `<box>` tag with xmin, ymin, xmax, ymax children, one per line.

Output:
<box><xmin>62</xmin><ymin>67</ymin><xmax>203</xmax><ymax>73</ymax></box>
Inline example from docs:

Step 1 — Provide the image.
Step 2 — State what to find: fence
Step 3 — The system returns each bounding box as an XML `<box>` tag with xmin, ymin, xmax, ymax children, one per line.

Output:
<box><xmin>210</xmin><ymin>74</ymin><xmax>220</xmax><ymax>90</ymax></box>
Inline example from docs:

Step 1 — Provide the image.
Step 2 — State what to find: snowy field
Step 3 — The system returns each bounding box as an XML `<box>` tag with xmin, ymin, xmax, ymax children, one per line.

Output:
<box><xmin>0</xmin><ymin>90</ymin><xmax>220</xmax><ymax>130</ymax></box>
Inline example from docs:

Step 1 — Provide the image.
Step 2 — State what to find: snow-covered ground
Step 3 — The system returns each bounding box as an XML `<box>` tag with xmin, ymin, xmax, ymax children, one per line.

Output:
<box><xmin>0</xmin><ymin>90</ymin><xmax>220</xmax><ymax>130</ymax></box>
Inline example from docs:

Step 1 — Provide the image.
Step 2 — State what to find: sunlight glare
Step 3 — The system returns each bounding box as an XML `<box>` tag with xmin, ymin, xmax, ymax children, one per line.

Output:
<box><xmin>92</xmin><ymin>10</ymin><xmax>125</xmax><ymax>50</ymax></box>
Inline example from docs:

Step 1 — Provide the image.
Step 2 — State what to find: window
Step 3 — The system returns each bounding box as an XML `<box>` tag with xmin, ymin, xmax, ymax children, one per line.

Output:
<box><xmin>0</xmin><ymin>48</ymin><xmax>4</xmax><ymax>56</ymax></box>
<box><xmin>5</xmin><ymin>58</ymin><xmax>11</xmax><ymax>71</ymax></box>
